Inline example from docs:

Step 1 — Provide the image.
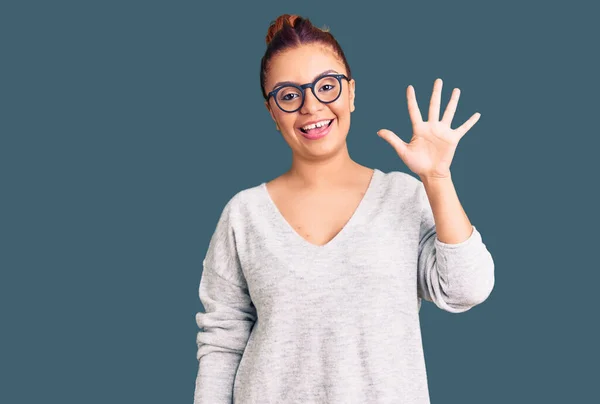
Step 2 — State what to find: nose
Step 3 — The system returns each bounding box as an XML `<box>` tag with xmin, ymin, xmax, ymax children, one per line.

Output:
<box><xmin>300</xmin><ymin>88</ymin><xmax>325</xmax><ymax>115</ymax></box>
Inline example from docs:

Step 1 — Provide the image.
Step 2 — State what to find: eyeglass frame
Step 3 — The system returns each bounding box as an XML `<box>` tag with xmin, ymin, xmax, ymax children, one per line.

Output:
<box><xmin>266</xmin><ymin>73</ymin><xmax>350</xmax><ymax>113</ymax></box>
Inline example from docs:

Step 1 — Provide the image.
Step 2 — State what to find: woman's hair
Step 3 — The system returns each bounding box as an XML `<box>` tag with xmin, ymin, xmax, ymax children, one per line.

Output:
<box><xmin>260</xmin><ymin>14</ymin><xmax>352</xmax><ymax>101</ymax></box>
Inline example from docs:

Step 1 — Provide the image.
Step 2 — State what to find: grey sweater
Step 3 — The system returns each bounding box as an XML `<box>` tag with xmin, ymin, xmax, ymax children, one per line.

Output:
<box><xmin>194</xmin><ymin>168</ymin><xmax>495</xmax><ymax>404</ymax></box>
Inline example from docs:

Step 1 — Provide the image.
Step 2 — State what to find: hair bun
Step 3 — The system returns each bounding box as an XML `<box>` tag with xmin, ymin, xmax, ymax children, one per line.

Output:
<box><xmin>265</xmin><ymin>14</ymin><xmax>301</xmax><ymax>45</ymax></box>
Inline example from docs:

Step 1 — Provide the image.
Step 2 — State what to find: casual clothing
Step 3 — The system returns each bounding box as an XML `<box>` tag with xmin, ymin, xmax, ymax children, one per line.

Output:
<box><xmin>194</xmin><ymin>168</ymin><xmax>495</xmax><ymax>404</ymax></box>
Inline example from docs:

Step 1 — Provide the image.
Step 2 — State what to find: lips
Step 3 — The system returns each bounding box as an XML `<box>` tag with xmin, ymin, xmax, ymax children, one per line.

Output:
<box><xmin>299</xmin><ymin>119</ymin><xmax>334</xmax><ymax>134</ymax></box>
<box><xmin>298</xmin><ymin>118</ymin><xmax>335</xmax><ymax>140</ymax></box>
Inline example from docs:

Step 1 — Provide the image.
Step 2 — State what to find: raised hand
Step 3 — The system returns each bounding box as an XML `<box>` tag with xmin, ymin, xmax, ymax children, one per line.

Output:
<box><xmin>377</xmin><ymin>78</ymin><xmax>481</xmax><ymax>179</ymax></box>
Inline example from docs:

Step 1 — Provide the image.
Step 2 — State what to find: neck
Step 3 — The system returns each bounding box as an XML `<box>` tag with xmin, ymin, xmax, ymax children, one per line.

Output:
<box><xmin>285</xmin><ymin>144</ymin><xmax>362</xmax><ymax>189</ymax></box>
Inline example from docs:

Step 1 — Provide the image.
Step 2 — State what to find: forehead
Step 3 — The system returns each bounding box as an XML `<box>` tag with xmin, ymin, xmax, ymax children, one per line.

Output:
<box><xmin>266</xmin><ymin>44</ymin><xmax>345</xmax><ymax>89</ymax></box>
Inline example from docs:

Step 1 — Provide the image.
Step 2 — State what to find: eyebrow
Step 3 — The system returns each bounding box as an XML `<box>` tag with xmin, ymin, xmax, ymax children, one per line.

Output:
<box><xmin>271</xmin><ymin>69</ymin><xmax>339</xmax><ymax>91</ymax></box>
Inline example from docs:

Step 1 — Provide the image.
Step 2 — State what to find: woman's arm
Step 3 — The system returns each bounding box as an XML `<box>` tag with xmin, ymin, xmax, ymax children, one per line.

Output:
<box><xmin>194</xmin><ymin>195</ymin><xmax>256</xmax><ymax>404</ymax></box>
<box><xmin>417</xmin><ymin>178</ymin><xmax>495</xmax><ymax>313</ymax></box>
<box><xmin>420</xmin><ymin>174</ymin><xmax>472</xmax><ymax>244</ymax></box>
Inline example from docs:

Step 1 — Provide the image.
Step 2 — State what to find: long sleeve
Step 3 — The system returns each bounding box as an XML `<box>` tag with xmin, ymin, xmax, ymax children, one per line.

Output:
<box><xmin>194</xmin><ymin>196</ymin><xmax>257</xmax><ymax>404</ymax></box>
<box><xmin>416</xmin><ymin>181</ymin><xmax>495</xmax><ymax>313</ymax></box>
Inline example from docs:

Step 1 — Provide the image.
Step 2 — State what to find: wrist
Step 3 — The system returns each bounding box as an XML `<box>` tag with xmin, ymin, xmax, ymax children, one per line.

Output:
<box><xmin>420</xmin><ymin>174</ymin><xmax>452</xmax><ymax>186</ymax></box>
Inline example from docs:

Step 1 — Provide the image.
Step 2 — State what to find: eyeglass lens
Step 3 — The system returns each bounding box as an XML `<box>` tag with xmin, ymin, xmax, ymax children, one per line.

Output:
<box><xmin>276</xmin><ymin>76</ymin><xmax>341</xmax><ymax>112</ymax></box>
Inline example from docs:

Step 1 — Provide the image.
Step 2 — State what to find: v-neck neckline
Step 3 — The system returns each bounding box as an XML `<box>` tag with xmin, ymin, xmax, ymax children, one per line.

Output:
<box><xmin>260</xmin><ymin>168</ymin><xmax>381</xmax><ymax>251</ymax></box>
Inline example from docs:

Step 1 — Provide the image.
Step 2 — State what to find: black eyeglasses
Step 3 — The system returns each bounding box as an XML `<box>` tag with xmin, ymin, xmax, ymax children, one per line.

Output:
<box><xmin>266</xmin><ymin>73</ymin><xmax>350</xmax><ymax>113</ymax></box>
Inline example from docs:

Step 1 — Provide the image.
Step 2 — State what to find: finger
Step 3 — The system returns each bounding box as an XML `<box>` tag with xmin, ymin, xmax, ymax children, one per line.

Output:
<box><xmin>406</xmin><ymin>85</ymin><xmax>423</xmax><ymax>126</ymax></box>
<box><xmin>428</xmin><ymin>78</ymin><xmax>443</xmax><ymax>123</ymax></box>
<box><xmin>441</xmin><ymin>88</ymin><xmax>460</xmax><ymax>126</ymax></box>
<box><xmin>455</xmin><ymin>112</ymin><xmax>481</xmax><ymax>139</ymax></box>
<box><xmin>377</xmin><ymin>129</ymin><xmax>408</xmax><ymax>159</ymax></box>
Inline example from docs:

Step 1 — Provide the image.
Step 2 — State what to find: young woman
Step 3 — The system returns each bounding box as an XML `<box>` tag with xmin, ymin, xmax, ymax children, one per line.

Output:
<box><xmin>194</xmin><ymin>14</ymin><xmax>494</xmax><ymax>404</ymax></box>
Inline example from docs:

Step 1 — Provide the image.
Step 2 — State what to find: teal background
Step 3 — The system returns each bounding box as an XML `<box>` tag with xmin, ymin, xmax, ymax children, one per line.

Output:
<box><xmin>1</xmin><ymin>0</ymin><xmax>597</xmax><ymax>403</ymax></box>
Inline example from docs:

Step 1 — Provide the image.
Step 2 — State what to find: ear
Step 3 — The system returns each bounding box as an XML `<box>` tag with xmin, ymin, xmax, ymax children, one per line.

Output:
<box><xmin>265</xmin><ymin>101</ymin><xmax>277</xmax><ymax>123</ymax></box>
<box><xmin>348</xmin><ymin>79</ymin><xmax>356</xmax><ymax>113</ymax></box>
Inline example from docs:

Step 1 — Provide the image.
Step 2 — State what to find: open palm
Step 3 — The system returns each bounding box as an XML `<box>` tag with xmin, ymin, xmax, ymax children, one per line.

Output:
<box><xmin>377</xmin><ymin>78</ymin><xmax>481</xmax><ymax>179</ymax></box>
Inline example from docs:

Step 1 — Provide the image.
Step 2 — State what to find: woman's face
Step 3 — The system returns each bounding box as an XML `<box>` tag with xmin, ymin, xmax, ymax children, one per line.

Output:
<box><xmin>264</xmin><ymin>43</ymin><xmax>355</xmax><ymax>157</ymax></box>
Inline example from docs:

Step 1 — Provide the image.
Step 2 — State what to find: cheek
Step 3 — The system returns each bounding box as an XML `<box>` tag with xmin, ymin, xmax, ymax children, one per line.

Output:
<box><xmin>281</xmin><ymin>116</ymin><xmax>297</xmax><ymax>130</ymax></box>
<box><xmin>274</xmin><ymin>112</ymin><xmax>293</xmax><ymax>126</ymax></box>
<box><xmin>331</xmin><ymin>101</ymin><xmax>351</xmax><ymax>118</ymax></box>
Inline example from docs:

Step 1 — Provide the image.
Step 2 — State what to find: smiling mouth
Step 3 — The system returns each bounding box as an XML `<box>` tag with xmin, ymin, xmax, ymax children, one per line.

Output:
<box><xmin>299</xmin><ymin>119</ymin><xmax>334</xmax><ymax>134</ymax></box>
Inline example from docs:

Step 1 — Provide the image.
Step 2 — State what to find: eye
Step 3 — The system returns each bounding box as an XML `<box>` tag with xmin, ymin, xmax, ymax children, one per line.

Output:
<box><xmin>277</xmin><ymin>86</ymin><xmax>301</xmax><ymax>102</ymax></box>
<box><xmin>320</xmin><ymin>84</ymin><xmax>335</xmax><ymax>92</ymax></box>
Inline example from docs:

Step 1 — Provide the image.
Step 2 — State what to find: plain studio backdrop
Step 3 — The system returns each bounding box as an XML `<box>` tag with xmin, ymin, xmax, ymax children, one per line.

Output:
<box><xmin>1</xmin><ymin>0</ymin><xmax>598</xmax><ymax>403</ymax></box>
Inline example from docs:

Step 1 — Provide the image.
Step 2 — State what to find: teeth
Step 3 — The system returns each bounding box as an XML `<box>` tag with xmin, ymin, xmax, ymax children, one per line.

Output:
<box><xmin>301</xmin><ymin>119</ymin><xmax>331</xmax><ymax>131</ymax></box>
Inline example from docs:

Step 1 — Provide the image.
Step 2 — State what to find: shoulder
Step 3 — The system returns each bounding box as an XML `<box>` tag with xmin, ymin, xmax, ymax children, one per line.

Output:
<box><xmin>385</xmin><ymin>169</ymin><xmax>421</xmax><ymax>185</ymax></box>
<box><xmin>378</xmin><ymin>169</ymin><xmax>423</xmax><ymax>197</ymax></box>
<box><xmin>215</xmin><ymin>181</ymin><xmax>264</xmax><ymax>226</ymax></box>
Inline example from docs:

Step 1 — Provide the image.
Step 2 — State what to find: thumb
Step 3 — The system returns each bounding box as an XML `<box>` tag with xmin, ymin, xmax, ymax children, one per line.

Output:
<box><xmin>377</xmin><ymin>129</ymin><xmax>408</xmax><ymax>159</ymax></box>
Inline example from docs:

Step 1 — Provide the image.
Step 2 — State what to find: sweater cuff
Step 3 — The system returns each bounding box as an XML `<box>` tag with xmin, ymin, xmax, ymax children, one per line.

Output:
<box><xmin>434</xmin><ymin>224</ymin><xmax>480</xmax><ymax>249</ymax></box>
<box><xmin>434</xmin><ymin>225</ymin><xmax>487</xmax><ymax>273</ymax></box>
